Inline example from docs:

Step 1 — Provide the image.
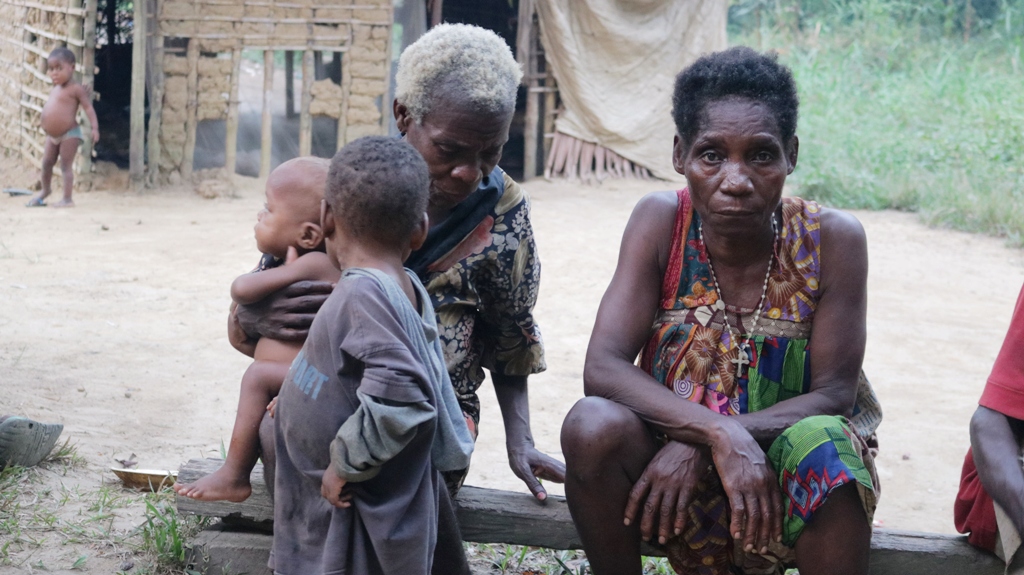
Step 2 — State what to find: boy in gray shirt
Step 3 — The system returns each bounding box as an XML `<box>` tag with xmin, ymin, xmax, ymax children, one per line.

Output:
<box><xmin>272</xmin><ymin>136</ymin><xmax>474</xmax><ymax>575</ymax></box>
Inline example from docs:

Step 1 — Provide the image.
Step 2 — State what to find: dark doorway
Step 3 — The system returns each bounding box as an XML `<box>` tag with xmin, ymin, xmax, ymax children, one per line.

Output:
<box><xmin>92</xmin><ymin>0</ymin><xmax>134</xmax><ymax>168</ymax></box>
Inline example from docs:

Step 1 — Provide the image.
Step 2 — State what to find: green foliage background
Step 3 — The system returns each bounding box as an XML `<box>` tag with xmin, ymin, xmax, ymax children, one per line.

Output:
<box><xmin>729</xmin><ymin>0</ymin><xmax>1024</xmax><ymax>244</ymax></box>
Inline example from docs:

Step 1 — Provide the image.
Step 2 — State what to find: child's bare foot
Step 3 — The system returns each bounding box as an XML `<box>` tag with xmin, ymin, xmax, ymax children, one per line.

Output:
<box><xmin>51</xmin><ymin>199</ymin><xmax>75</xmax><ymax>208</ymax></box>
<box><xmin>173</xmin><ymin>466</ymin><xmax>252</xmax><ymax>502</ymax></box>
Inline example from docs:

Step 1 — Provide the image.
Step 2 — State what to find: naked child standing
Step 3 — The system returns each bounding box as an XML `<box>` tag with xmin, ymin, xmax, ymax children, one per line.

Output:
<box><xmin>27</xmin><ymin>47</ymin><xmax>99</xmax><ymax>208</ymax></box>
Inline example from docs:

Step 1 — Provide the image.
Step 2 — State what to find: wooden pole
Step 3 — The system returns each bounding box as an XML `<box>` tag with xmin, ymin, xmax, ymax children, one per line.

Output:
<box><xmin>430</xmin><ymin>0</ymin><xmax>443</xmax><ymax>27</ymax></box>
<box><xmin>181</xmin><ymin>39</ymin><xmax>199</xmax><ymax>180</ymax></box>
<box><xmin>129</xmin><ymin>0</ymin><xmax>148</xmax><ymax>188</ymax></box>
<box><xmin>516</xmin><ymin>0</ymin><xmax>537</xmax><ymax>179</ymax></box>
<box><xmin>260</xmin><ymin>50</ymin><xmax>274</xmax><ymax>178</ymax></box>
<box><xmin>298</xmin><ymin>49</ymin><xmax>313</xmax><ymax>156</ymax></box>
<box><xmin>336</xmin><ymin>50</ymin><xmax>350</xmax><ymax>150</ymax></box>
<box><xmin>147</xmin><ymin>26</ymin><xmax>164</xmax><ymax>186</ymax></box>
<box><xmin>543</xmin><ymin>71</ymin><xmax>556</xmax><ymax>161</ymax></box>
<box><xmin>284</xmin><ymin>50</ymin><xmax>295</xmax><ymax>118</ymax></box>
<box><xmin>224</xmin><ymin>46</ymin><xmax>242</xmax><ymax>176</ymax></box>
<box><xmin>79</xmin><ymin>0</ymin><xmax>97</xmax><ymax>184</ymax></box>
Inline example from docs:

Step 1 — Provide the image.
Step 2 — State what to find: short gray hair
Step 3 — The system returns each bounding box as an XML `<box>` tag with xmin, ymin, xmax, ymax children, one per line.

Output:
<box><xmin>395</xmin><ymin>23</ymin><xmax>523</xmax><ymax>123</ymax></box>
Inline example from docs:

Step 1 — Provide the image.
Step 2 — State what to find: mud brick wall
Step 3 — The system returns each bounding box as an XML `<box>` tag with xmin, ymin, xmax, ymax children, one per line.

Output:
<box><xmin>156</xmin><ymin>0</ymin><xmax>393</xmax><ymax>176</ymax></box>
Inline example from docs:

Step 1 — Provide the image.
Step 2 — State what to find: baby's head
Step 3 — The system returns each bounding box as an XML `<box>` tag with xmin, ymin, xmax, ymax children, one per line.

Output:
<box><xmin>254</xmin><ymin>156</ymin><xmax>330</xmax><ymax>259</ymax></box>
<box><xmin>324</xmin><ymin>136</ymin><xmax>429</xmax><ymax>259</ymax></box>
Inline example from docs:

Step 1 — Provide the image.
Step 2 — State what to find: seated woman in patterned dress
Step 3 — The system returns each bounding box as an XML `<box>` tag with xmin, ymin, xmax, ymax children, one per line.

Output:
<box><xmin>560</xmin><ymin>47</ymin><xmax>882</xmax><ymax>575</ymax></box>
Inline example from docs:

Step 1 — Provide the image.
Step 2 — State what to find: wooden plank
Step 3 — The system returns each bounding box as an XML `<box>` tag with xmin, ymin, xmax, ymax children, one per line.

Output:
<box><xmin>79</xmin><ymin>0</ymin><xmax>97</xmax><ymax>181</ymax></box>
<box><xmin>517</xmin><ymin>0</ymin><xmax>538</xmax><ymax>180</ymax></box>
<box><xmin>176</xmin><ymin>458</ymin><xmax>1003</xmax><ymax>574</ymax></box>
<box><xmin>259</xmin><ymin>50</ymin><xmax>273</xmax><ymax>179</ymax></box>
<box><xmin>129</xmin><ymin>0</ymin><xmax>148</xmax><ymax>188</ymax></box>
<box><xmin>10</xmin><ymin>0</ymin><xmax>86</xmax><ymax>16</ymax></box>
<box><xmin>180</xmin><ymin>38</ymin><xmax>199</xmax><ymax>179</ymax></box>
<box><xmin>298</xmin><ymin>49</ymin><xmax>313</xmax><ymax>157</ymax></box>
<box><xmin>224</xmin><ymin>46</ymin><xmax>242</xmax><ymax>176</ymax></box>
<box><xmin>23</xmin><ymin>25</ymin><xmax>85</xmax><ymax>47</ymax></box>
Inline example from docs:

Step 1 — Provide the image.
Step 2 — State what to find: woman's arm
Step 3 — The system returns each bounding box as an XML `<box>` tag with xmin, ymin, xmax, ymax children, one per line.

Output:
<box><xmin>231</xmin><ymin>250</ymin><xmax>338</xmax><ymax>305</ymax></box>
<box><xmin>586</xmin><ymin>191</ymin><xmax>782</xmax><ymax>549</ymax></box>
<box><xmin>971</xmin><ymin>406</ymin><xmax>1024</xmax><ymax>537</ymax></box>
<box><xmin>585</xmin><ymin>191</ymin><xmax>732</xmax><ymax>444</ymax></box>
<box><xmin>732</xmin><ymin>208</ymin><xmax>868</xmax><ymax>444</ymax></box>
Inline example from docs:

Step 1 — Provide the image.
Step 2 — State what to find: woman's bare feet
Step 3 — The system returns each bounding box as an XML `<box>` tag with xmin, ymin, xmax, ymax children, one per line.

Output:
<box><xmin>173</xmin><ymin>465</ymin><xmax>252</xmax><ymax>502</ymax></box>
<box><xmin>51</xmin><ymin>198</ymin><xmax>75</xmax><ymax>208</ymax></box>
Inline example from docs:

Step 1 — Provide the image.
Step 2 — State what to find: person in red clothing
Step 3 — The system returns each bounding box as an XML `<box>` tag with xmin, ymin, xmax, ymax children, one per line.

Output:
<box><xmin>955</xmin><ymin>282</ymin><xmax>1024</xmax><ymax>573</ymax></box>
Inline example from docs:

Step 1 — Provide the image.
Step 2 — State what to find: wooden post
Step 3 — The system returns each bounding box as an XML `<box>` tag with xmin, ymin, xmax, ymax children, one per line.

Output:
<box><xmin>542</xmin><ymin>70</ymin><xmax>556</xmax><ymax>162</ymax></box>
<box><xmin>336</xmin><ymin>50</ymin><xmax>350</xmax><ymax>150</ymax></box>
<box><xmin>79</xmin><ymin>0</ymin><xmax>98</xmax><ymax>183</ymax></box>
<box><xmin>430</xmin><ymin>0</ymin><xmax>443</xmax><ymax>27</ymax></box>
<box><xmin>299</xmin><ymin>49</ymin><xmax>313</xmax><ymax>156</ymax></box>
<box><xmin>284</xmin><ymin>50</ymin><xmax>295</xmax><ymax>119</ymax></box>
<box><xmin>259</xmin><ymin>50</ymin><xmax>274</xmax><ymax>178</ymax></box>
<box><xmin>146</xmin><ymin>28</ymin><xmax>164</xmax><ymax>186</ymax></box>
<box><xmin>517</xmin><ymin>0</ymin><xmax>538</xmax><ymax>179</ymax></box>
<box><xmin>129</xmin><ymin>0</ymin><xmax>148</xmax><ymax>188</ymax></box>
<box><xmin>224</xmin><ymin>46</ymin><xmax>242</xmax><ymax>176</ymax></box>
<box><xmin>181</xmin><ymin>39</ymin><xmax>199</xmax><ymax>180</ymax></box>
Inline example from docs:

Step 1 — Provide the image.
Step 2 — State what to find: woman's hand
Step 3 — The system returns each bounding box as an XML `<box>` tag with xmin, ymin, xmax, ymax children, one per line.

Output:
<box><xmin>321</xmin><ymin>466</ymin><xmax>353</xmax><ymax>509</ymax></box>
<box><xmin>624</xmin><ymin>441</ymin><xmax>707</xmax><ymax>545</ymax></box>
<box><xmin>507</xmin><ymin>442</ymin><xmax>566</xmax><ymax>501</ymax></box>
<box><xmin>710</xmin><ymin>420</ymin><xmax>783</xmax><ymax>555</ymax></box>
<box><xmin>235</xmin><ymin>280</ymin><xmax>334</xmax><ymax>341</ymax></box>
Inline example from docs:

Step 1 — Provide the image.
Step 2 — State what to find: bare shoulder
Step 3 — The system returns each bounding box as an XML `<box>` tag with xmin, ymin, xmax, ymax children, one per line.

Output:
<box><xmin>816</xmin><ymin>206</ymin><xmax>867</xmax><ymax>289</ymax></box>
<box><xmin>629</xmin><ymin>190</ymin><xmax>678</xmax><ymax>236</ymax></box>
<box><xmin>296</xmin><ymin>251</ymin><xmax>341</xmax><ymax>282</ymax></box>
<box><xmin>817</xmin><ymin>206</ymin><xmax>867</xmax><ymax>248</ymax></box>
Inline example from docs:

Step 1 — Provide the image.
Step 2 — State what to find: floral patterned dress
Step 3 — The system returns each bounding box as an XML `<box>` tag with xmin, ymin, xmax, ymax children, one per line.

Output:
<box><xmin>639</xmin><ymin>189</ymin><xmax>881</xmax><ymax>575</ymax></box>
<box><xmin>406</xmin><ymin>166</ymin><xmax>546</xmax><ymax>492</ymax></box>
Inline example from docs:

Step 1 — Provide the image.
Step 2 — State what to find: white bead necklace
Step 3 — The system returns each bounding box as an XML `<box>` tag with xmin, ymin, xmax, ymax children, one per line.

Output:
<box><xmin>699</xmin><ymin>216</ymin><xmax>778</xmax><ymax>379</ymax></box>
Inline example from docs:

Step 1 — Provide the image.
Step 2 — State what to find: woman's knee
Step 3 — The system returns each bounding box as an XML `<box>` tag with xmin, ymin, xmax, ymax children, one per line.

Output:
<box><xmin>561</xmin><ymin>397</ymin><xmax>648</xmax><ymax>466</ymax></box>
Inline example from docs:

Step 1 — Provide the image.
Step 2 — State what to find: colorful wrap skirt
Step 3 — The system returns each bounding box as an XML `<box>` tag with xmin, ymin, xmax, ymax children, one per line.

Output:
<box><xmin>664</xmin><ymin>415</ymin><xmax>878</xmax><ymax>575</ymax></box>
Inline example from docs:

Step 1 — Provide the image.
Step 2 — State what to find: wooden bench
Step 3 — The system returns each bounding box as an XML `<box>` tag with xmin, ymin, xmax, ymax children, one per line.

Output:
<box><xmin>176</xmin><ymin>458</ymin><xmax>1004</xmax><ymax>575</ymax></box>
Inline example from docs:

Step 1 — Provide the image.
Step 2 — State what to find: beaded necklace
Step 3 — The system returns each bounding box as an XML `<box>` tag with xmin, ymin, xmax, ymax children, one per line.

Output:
<box><xmin>698</xmin><ymin>217</ymin><xmax>778</xmax><ymax>378</ymax></box>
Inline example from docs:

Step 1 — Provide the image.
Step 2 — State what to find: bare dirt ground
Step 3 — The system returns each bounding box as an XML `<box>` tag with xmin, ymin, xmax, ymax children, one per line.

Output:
<box><xmin>2</xmin><ymin>169</ymin><xmax>1023</xmax><ymax>573</ymax></box>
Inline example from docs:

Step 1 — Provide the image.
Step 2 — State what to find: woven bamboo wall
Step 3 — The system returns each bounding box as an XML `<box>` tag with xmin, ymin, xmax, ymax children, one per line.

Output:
<box><xmin>156</xmin><ymin>0</ymin><xmax>393</xmax><ymax>178</ymax></box>
<box><xmin>0</xmin><ymin>0</ymin><xmax>93</xmax><ymax>184</ymax></box>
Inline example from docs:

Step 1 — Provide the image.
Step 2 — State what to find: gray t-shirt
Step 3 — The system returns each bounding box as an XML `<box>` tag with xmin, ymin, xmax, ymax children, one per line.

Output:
<box><xmin>273</xmin><ymin>269</ymin><xmax>460</xmax><ymax>575</ymax></box>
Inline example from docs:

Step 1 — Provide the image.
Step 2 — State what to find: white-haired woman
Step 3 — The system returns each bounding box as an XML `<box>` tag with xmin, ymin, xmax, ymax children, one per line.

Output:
<box><xmin>233</xmin><ymin>24</ymin><xmax>565</xmax><ymax>502</ymax></box>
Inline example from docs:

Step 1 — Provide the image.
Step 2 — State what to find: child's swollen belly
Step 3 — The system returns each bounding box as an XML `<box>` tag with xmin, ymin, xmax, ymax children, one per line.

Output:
<box><xmin>41</xmin><ymin>100</ymin><xmax>78</xmax><ymax>138</ymax></box>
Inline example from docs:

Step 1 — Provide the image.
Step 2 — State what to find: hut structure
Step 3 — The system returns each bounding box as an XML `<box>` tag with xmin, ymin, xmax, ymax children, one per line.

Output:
<box><xmin>0</xmin><ymin>0</ymin><xmax>724</xmax><ymax>190</ymax></box>
<box><xmin>0</xmin><ymin>0</ymin><xmax>393</xmax><ymax>189</ymax></box>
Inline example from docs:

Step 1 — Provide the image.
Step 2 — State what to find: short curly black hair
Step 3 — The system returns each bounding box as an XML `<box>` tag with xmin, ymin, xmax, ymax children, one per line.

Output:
<box><xmin>48</xmin><ymin>47</ymin><xmax>76</xmax><ymax>66</ymax></box>
<box><xmin>672</xmin><ymin>46</ymin><xmax>799</xmax><ymax>148</ymax></box>
<box><xmin>326</xmin><ymin>136</ymin><xmax>429</xmax><ymax>247</ymax></box>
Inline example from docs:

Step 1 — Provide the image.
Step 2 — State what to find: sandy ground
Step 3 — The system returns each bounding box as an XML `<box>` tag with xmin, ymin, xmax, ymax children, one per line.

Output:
<box><xmin>2</xmin><ymin>171</ymin><xmax>1023</xmax><ymax>572</ymax></box>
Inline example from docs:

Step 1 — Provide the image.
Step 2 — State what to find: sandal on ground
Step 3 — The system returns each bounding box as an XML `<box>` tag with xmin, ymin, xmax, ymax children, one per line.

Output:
<box><xmin>24</xmin><ymin>197</ymin><xmax>46</xmax><ymax>207</ymax></box>
<box><xmin>0</xmin><ymin>416</ymin><xmax>63</xmax><ymax>470</ymax></box>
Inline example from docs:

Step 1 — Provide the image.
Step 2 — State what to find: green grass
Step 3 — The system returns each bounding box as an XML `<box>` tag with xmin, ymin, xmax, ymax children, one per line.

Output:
<box><xmin>0</xmin><ymin>440</ymin><xmax>207</xmax><ymax>574</ymax></box>
<box><xmin>731</xmin><ymin>1</ymin><xmax>1024</xmax><ymax>245</ymax></box>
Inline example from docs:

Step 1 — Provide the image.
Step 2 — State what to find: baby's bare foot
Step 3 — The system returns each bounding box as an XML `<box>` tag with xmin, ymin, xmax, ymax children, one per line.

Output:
<box><xmin>51</xmin><ymin>199</ymin><xmax>75</xmax><ymax>208</ymax></box>
<box><xmin>173</xmin><ymin>466</ymin><xmax>252</xmax><ymax>502</ymax></box>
